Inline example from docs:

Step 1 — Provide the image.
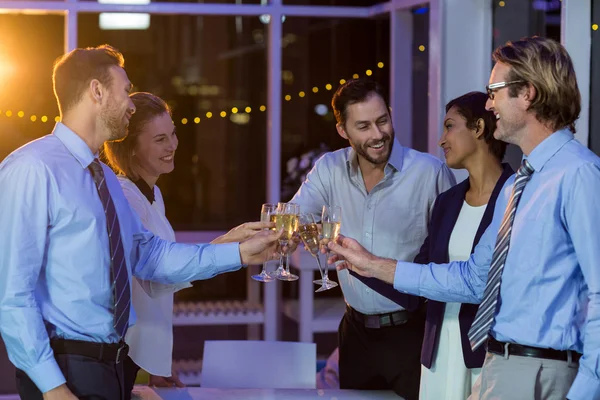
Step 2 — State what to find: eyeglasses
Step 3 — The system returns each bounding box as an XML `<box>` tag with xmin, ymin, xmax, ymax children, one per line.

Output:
<box><xmin>485</xmin><ymin>80</ymin><xmax>526</xmax><ymax>100</ymax></box>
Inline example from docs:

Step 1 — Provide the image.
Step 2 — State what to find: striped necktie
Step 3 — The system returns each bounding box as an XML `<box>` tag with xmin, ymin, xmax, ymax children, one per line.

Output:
<box><xmin>468</xmin><ymin>159</ymin><xmax>534</xmax><ymax>351</ymax></box>
<box><xmin>89</xmin><ymin>159</ymin><xmax>131</xmax><ymax>339</ymax></box>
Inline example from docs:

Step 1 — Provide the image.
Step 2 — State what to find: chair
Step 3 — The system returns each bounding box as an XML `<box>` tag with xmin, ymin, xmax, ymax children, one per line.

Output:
<box><xmin>200</xmin><ymin>340</ymin><xmax>316</xmax><ymax>389</ymax></box>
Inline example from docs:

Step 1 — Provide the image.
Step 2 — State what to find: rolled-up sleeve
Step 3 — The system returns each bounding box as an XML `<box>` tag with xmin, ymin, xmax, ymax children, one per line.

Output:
<box><xmin>0</xmin><ymin>154</ymin><xmax>65</xmax><ymax>393</ymax></box>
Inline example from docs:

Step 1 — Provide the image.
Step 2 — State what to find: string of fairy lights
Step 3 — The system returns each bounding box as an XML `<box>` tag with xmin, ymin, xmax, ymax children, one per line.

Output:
<box><xmin>0</xmin><ymin>61</ymin><xmax>394</xmax><ymax>127</ymax></box>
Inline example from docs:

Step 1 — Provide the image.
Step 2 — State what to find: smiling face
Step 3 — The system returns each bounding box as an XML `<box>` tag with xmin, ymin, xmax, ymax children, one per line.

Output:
<box><xmin>101</xmin><ymin>66</ymin><xmax>135</xmax><ymax>142</ymax></box>
<box><xmin>439</xmin><ymin>106</ymin><xmax>482</xmax><ymax>169</ymax></box>
<box><xmin>133</xmin><ymin>112</ymin><xmax>178</xmax><ymax>180</ymax></box>
<box><xmin>485</xmin><ymin>62</ymin><xmax>529</xmax><ymax>145</ymax></box>
<box><xmin>336</xmin><ymin>92</ymin><xmax>395</xmax><ymax>166</ymax></box>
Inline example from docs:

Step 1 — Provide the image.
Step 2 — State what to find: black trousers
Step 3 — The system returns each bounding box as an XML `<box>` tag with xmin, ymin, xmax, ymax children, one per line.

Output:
<box><xmin>123</xmin><ymin>355</ymin><xmax>141</xmax><ymax>400</ymax></box>
<box><xmin>338</xmin><ymin>307</ymin><xmax>425</xmax><ymax>400</ymax></box>
<box><xmin>16</xmin><ymin>354</ymin><xmax>125</xmax><ymax>400</ymax></box>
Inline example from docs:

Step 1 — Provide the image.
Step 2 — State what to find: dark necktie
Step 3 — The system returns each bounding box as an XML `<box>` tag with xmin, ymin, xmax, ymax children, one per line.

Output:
<box><xmin>89</xmin><ymin>159</ymin><xmax>131</xmax><ymax>339</ymax></box>
<box><xmin>468</xmin><ymin>159</ymin><xmax>534</xmax><ymax>350</ymax></box>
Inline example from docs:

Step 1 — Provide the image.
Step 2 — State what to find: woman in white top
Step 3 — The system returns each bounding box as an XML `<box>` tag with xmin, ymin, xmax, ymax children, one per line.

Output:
<box><xmin>104</xmin><ymin>92</ymin><xmax>271</xmax><ymax>398</ymax></box>
<box><xmin>415</xmin><ymin>92</ymin><xmax>512</xmax><ymax>400</ymax></box>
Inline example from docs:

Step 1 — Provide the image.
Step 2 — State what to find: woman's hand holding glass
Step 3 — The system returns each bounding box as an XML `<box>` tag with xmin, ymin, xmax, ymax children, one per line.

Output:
<box><xmin>269</xmin><ymin>202</ymin><xmax>300</xmax><ymax>281</ymax></box>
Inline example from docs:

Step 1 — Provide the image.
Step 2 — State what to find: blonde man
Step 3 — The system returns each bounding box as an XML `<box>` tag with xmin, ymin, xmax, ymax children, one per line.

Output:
<box><xmin>327</xmin><ymin>36</ymin><xmax>600</xmax><ymax>400</ymax></box>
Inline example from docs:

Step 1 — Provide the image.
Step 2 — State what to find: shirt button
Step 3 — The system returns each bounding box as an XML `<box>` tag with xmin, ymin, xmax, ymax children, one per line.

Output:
<box><xmin>367</xmin><ymin>203</ymin><xmax>372</xmax><ymax>209</ymax></box>
<box><xmin>365</xmin><ymin>288</ymin><xmax>371</xmax><ymax>294</ymax></box>
<box><xmin>365</xmin><ymin>232</ymin><xmax>371</xmax><ymax>238</ymax></box>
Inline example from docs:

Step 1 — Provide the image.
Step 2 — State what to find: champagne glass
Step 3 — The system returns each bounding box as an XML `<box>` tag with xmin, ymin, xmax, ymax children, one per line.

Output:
<box><xmin>298</xmin><ymin>213</ymin><xmax>334</xmax><ymax>292</ymax></box>
<box><xmin>314</xmin><ymin>205</ymin><xmax>340</xmax><ymax>291</ymax></box>
<box><xmin>251</xmin><ymin>203</ymin><xmax>277</xmax><ymax>282</ymax></box>
<box><xmin>283</xmin><ymin>202</ymin><xmax>300</xmax><ymax>281</ymax></box>
<box><xmin>269</xmin><ymin>202</ymin><xmax>299</xmax><ymax>281</ymax></box>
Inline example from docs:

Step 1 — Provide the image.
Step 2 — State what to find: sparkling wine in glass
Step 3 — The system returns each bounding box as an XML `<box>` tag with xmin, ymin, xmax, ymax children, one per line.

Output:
<box><xmin>251</xmin><ymin>203</ymin><xmax>277</xmax><ymax>282</ymax></box>
<box><xmin>315</xmin><ymin>205</ymin><xmax>340</xmax><ymax>291</ymax></box>
<box><xmin>269</xmin><ymin>202</ymin><xmax>299</xmax><ymax>281</ymax></box>
<box><xmin>298</xmin><ymin>213</ymin><xmax>334</xmax><ymax>292</ymax></box>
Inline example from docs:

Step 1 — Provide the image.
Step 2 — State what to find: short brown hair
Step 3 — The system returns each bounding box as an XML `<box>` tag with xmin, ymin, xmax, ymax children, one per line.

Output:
<box><xmin>446</xmin><ymin>91</ymin><xmax>506</xmax><ymax>161</ymax></box>
<box><xmin>103</xmin><ymin>92</ymin><xmax>171</xmax><ymax>179</ymax></box>
<box><xmin>53</xmin><ymin>44</ymin><xmax>124</xmax><ymax>116</ymax></box>
<box><xmin>332</xmin><ymin>79</ymin><xmax>389</xmax><ymax>127</ymax></box>
<box><xmin>493</xmin><ymin>36</ymin><xmax>580</xmax><ymax>133</ymax></box>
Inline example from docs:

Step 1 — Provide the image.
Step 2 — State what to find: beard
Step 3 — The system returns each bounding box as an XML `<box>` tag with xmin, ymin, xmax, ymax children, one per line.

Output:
<box><xmin>494</xmin><ymin>116</ymin><xmax>525</xmax><ymax>146</ymax></box>
<box><xmin>349</xmin><ymin>129</ymin><xmax>395</xmax><ymax>165</ymax></box>
<box><xmin>101</xmin><ymin>101</ymin><xmax>128</xmax><ymax>142</ymax></box>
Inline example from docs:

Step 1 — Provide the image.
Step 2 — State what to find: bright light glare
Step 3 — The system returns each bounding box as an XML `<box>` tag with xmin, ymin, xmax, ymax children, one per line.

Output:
<box><xmin>99</xmin><ymin>0</ymin><xmax>150</xmax><ymax>4</ymax></box>
<box><xmin>0</xmin><ymin>52</ymin><xmax>15</xmax><ymax>83</ymax></box>
<box><xmin>99</xmin><ymin>13</ymin><xmax>150</xmax><ymax>30</ymax></box>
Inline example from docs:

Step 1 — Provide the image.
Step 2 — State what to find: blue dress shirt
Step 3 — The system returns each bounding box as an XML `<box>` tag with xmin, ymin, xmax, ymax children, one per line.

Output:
<box><xmin>0</xmin><ymin>123</ymin><xmax>243</xmax><ymax>393</ymax></box>
<box><xmin>291</xmin><ymin>140</ymin><xmax>456</xmax><ymax>314</ymax></box>
<box><xmin>392</xmin><ymin>129</ymin><xmax>600</xmax><ymax>400</ymax></box>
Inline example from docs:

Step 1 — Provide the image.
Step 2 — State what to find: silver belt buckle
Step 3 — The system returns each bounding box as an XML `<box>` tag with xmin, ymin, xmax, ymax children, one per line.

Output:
<box><xmin>115</xmin><ymin>344</ymin><xmax>126</xmax><ymax>364</ymax></box>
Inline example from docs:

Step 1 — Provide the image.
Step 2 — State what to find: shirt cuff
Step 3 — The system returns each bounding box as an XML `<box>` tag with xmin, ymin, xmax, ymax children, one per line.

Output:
<box><xmin>26</xmin><ymin>358</ymin><xmax>66</xmax><ymax>394</ymax></box>
<box><xmin>213</xmin><ymin>242</ymin><xmax>243</xmax><ymax>273</ymax></box>
<box><xmin>392</xmin><ymin>261</ymin><xmax>422</xmax><ymax>296</ymax></box>
<box><xmin>567</xmin><ymin>370</ymin><xmax>600</xmax><ymax>400</ymax></box>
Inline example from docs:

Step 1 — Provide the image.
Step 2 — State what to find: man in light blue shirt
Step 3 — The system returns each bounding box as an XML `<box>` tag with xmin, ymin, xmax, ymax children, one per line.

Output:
<box><xmin>291</xmin><ymin>79</ymin><xmax>455</xmax><ymax>398</ymax></box>
<box><xmin>0</xmin><ymin>45</ymin><xmax>280</xmax><ymax>400</ymax></box>
<box><xmin>327</xmin><ymin>37</ymin><xmax>600</xmax><ymax>400</ymax></box>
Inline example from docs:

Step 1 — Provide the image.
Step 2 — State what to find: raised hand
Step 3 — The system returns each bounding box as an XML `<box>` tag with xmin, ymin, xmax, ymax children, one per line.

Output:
<box><xmin>239</xmin><ymin>229</ymin><xmax>283</xmax><ymax>265</ymax></box>
<box><xmin>326</xmin><ymin>234</ymin><xmax>377</xmax><ymax>277</ymax></box>
<box><xmin>212</xmin><ymin>221</ymin><xmax>274</xmax><ymax>244</ymax></box>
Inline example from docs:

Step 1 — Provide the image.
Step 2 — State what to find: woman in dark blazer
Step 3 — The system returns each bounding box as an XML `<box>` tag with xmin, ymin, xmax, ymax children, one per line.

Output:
<box><xmin>352</xmin><ymin>91</ymin><xmax>512</xmax><ymax>399</ymax></box>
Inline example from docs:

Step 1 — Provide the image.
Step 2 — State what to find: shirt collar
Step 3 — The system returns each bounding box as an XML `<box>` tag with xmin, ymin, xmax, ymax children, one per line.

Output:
<box><xmin>132</xmin><ymin>178</ymin><xmax>155</xmax><ymax>204</ymax></box>
<box><xmin>52</xmin><ymin>122</ymin><xmax>97</xmax><ymax>169</ymax></box>
<box><xmin>346</xmin><ymin>139</ymin><xmax>404</xmax><ymax>177</ymax></box>
<box><xmin>523</xmin><ymin>128</ymin><xmax>574</xmax><ymax>173</ymax></box>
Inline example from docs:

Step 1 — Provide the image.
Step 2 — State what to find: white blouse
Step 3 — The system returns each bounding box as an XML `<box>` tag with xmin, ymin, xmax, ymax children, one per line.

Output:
<box><xmin>120</xmin><ymin>176</ymin><xmax>191</xmax><ymax>377</ymax></box>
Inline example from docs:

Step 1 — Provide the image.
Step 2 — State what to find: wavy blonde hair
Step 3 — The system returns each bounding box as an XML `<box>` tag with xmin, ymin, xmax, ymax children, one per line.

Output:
<box><xmin>493</xmin><ymin>36</ymin><xmax>580</xmax><ymax>133</ymax></box>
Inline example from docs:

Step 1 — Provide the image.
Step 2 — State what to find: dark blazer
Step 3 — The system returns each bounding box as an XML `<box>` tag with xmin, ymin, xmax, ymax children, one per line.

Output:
<box><xmin>350</xmin><ymin>163</ymin><xmax>514</xmax><ymax>369</ymax></box>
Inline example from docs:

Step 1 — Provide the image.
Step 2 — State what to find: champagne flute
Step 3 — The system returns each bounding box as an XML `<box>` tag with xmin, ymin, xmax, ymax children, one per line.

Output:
<box><xmin>269</xmin><ymin>202</ymin><xmax>299</xmax><ymax>281</ymax></box>
<box><xmin>314</xmin><ymin>204</ymin><xmax>340</xmax><ymax>291</ymax></box>
<box><xmin>298</xmin><ymin>213</ymin><xmax>333</xmax><ymax>292</ymax></box>
<box><xmin>251</xmin><ymin>203</ymin><xmax>277</xmax><ymax>282</ymax></box>
<box><xmin>282</xmin><ymin>202</ymin><xmax>300</xmax><ymax>281</ymax></box>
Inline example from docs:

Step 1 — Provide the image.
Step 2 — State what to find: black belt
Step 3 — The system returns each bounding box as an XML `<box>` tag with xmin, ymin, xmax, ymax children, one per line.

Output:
<box><xmin>487</xmin><ymin>336</ymin><xmax>581</xmax><ymax>363</ymax></box>
<box><xmin>50</xmin><ymin>338</ymin><xmax>129</xmax><ymax>364</ymax></box>
<box><xmin>346</xmin><ymin>305</ymin><xmax>410</xmax><ymax>329</ymax></box>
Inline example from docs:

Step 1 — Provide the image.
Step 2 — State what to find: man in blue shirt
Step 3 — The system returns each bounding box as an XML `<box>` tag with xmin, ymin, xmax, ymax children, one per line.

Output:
<box><xmin>326</xmin><ymin>37</ymin><xmax>600</xmax><ymax>400</ymax></box>
<box><xmin>0</xmin><ymin>45</ymin><xmax>281</xmax><ymax>400</ymax></box>
<box><xmin>291</xmin><ymin>79</ymin><xmax>456</xmax><ymax>399</ymax></box>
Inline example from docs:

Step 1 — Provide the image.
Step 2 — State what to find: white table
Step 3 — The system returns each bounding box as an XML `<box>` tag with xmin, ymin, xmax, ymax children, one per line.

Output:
<box><xmin>133</xmin><ymin>386</ymin><xmax>402</xmax><ymax>400</ymax></box>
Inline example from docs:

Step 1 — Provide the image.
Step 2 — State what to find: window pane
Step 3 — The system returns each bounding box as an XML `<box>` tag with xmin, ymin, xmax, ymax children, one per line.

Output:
<box><xmin>79</xmin><ymin>14</ymin><xmax>267</xmax><ymax>231</ymax></box>
<box><xmin>411</xmin><ymin>7</ymin><xmax>429</xmax><ymax>154</ymax></box>
<box><xmin>280</xmin><ymin>15</ymin><xmax>389</xmax><ymax>202</ymax></box>
<box><xmin>493</xmin><ymin>0</ymin><xmax>561</xmax><ymax>48</ymax></box>
<box><xmin>0</xmin><ymin>15</ymin><xmax>64</xmax><ymax>161</ymax></box>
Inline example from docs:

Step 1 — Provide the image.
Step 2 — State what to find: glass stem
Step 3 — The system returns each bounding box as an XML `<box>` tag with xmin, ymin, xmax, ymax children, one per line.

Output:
<box><xmin>315</xmin><ymin>254</ymin><xmax>325</xmax><ymax>278</ymax></box>
<box><xmin>324</xmin><ymin>250</ymin><xmax>330</xmax><ymax>280</ymax></box>
<box><xmin>285</xmin><ymin>253</ymin><xmax>290</xmax><ymax>273</ymax></box>
<box><xmin>278</xmin><ymin>240</ymin><xmax>287</xmax><ymax>271</ymax></box>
